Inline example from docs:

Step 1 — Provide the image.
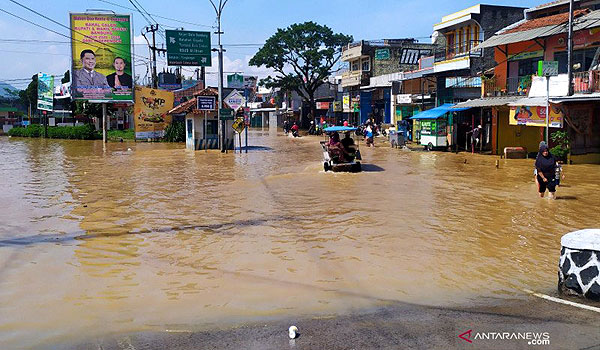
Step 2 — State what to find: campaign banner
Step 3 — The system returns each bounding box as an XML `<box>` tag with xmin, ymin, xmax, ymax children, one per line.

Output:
<box><xmin>134</xmin><ymin>86</ymin><xmax>174</xmax><ymax>139</ymax></box>
<box><xmin>37</xmin><ymin>73</ymin><xmax>54</xmax><ymax>111</ymax></box>
<box><xmin>70</xmin><ymin>13</ymin><xmax>134</xmax><ymax>101</ymax></box>
<box><xmin>227</xmin><ymin>74</ymin><xmax>257</xmax><ymax>89</ymax></box>
<box><xmin>509</xmin><ymin>104</ymin><xmax>564</xmax><ymax>128</ymax></box>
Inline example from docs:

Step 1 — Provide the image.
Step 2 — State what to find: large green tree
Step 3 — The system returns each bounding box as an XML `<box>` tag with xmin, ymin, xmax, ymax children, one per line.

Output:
<box><xmin>249</xmin><ymin>22</ymin><xmax>352</xmax><ymax>127</ymax></box>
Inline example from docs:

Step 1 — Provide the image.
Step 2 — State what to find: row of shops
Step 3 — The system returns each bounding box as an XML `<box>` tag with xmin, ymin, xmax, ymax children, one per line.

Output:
<box><xmin>334</xmin><ymin>2</ymin><xmax>600</xmax><ymax>162</ymax></box>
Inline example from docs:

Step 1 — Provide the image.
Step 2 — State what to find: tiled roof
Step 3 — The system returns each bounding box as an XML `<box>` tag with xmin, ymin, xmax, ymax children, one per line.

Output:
<box><xmin>168</xmin><ymin>88</ymin><xmax>227</xmax><ymax>114</ymax></box>
<box><xmin>504</xmin><ymin>8</ymin><xmax>589</xmax><ymax>34</ymax></box>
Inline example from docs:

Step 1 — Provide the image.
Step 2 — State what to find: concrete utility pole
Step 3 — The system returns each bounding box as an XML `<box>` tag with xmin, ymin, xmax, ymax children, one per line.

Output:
<box><xmin>567</xmin><ymin>0</ymin><xmax>575</xmax><ymax>96</ymax></box>
<box><xmin>209</xmin><ymin>0</ymin><xmax>229</xmax><ymax>152</ymax></box>
<box><xmin>142</xmin><ymin>24</ymin><xmax>167</xmax><ymax>89</ymax></box>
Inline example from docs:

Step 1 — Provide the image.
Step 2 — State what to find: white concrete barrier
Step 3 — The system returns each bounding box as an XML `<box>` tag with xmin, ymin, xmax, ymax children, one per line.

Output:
<box><xmin>558</xmin><ymin>229</ymin><xmax>600</xmax><ymax>301</ymax></box>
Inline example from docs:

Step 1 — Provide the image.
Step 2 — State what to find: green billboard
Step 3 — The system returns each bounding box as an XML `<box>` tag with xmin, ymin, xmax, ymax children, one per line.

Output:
<box><xmin>37</xmin><ymin>73</ymin><xmax>54</xmax><ymax>111</ymax></box>
<box><xmin>166</xmin><ymin>30</ymin><xmax>212</xmax><ymax>67</ymax></box>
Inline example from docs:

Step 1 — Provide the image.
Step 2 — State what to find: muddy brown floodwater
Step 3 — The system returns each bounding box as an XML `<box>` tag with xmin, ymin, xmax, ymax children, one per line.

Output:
<box><xmin>1</xmin><ymin>131</ymin><xmax>599</xmax><ymax>349</ymax></box>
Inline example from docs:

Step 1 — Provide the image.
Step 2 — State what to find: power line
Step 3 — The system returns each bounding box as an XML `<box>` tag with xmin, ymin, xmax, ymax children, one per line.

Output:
<box><xmin>97</xmin><ymin>0</ymin><xmax>215</xmax><ymax>29</ymax></box>
<box><xmin>4</xmin><ymin>0</ymin><xmax>150</xmax><ymax>64</ymax></box>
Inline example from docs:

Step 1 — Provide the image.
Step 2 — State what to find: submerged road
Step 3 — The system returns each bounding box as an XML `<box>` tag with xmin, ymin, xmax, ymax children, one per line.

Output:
<box><xmin>1</xmin><ymin>131</ymin><xmax>599</xmax><ymax>349</ymax></box>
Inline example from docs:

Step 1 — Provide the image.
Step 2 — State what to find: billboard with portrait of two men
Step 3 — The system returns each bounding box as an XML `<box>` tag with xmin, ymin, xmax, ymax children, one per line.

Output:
<box><xmin>69</xmin><ymin>13</ymin><xmax>134</xmax><ymax>102</ymax></box>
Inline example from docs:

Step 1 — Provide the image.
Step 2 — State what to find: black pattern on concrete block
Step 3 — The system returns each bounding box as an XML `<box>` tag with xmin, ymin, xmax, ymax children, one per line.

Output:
<box><xmin>571</xmin><ymin>251</ymin><xmax>593</xmax><ymax>268</ymax></box>
<box><xmin>585</xmin><ymin>282</ymin><xmax>600</xmax><ymax>301</ymax></box>
<box><xmin>558</xmin><ymin>248</ymin><xmax>600</xmax><ymax>300</ymax></box>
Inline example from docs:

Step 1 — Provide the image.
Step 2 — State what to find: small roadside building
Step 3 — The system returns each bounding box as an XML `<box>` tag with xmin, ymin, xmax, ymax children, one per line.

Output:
<box><xmin>168</xmin><ymin>88</ymin><xmax>235</xmax><ymax>151</ymax></box>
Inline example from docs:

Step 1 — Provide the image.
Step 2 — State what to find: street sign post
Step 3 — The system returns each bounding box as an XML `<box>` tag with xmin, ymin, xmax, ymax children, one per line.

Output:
<box><xmin>197</xmin><ymin>96</ymin><xmax>216</xmax><ymax>111</ymax></box>
<box><xmin>166</xmin><ymin>30</ymin><xmax>212</xmax><ymax>66</ymax></box>
<box><xmin>232</xmin><ymin>117</ymin><xmax>245</xmax><ymax>133</ymax></box>
<box><xmin>538</xmin><ymin>61</ymin><xmax>559</xmax><ymax>143</ymax></box>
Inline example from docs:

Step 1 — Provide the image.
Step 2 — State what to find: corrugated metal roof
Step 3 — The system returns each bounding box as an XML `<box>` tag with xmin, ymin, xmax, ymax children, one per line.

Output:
<box><xmin>475</xmin><ymin>9</ymin><xmax>600</xmax><ymax>49</ymax></box>
<box><xmin>453</xmin><ymin>96</ymin><xmax>522</xmax><ymax>108</ymax></box>
<box><xmin>507</xmin><ymin>97</ymin><xmax>548</xmax><ymax>106</ymax></box>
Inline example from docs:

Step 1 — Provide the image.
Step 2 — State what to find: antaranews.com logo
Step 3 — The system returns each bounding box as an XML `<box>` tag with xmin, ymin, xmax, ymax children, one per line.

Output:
<box><xmin>459</xmin><ymin>329</ymin><xmax>550</xmax><ymax>346</ymax></box>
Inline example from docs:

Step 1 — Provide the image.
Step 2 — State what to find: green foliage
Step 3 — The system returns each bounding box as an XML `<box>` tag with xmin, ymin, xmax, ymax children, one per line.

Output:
<box><xmin>163</xmin><ymin>121</ymin><xmax>185</xmax><ymax>142</ymax></box>
<box><xmin>8</xmin><ymin>124</ymin><xmax>98</xmax><ymax>140</ymax></box>
<box><xmin>18</xmin><ymin>74</ymin><xmax>38</xmax><ymax>112</ymax></box>
<box><xmin>550</xmin><ymin>130</ymin><xmax>570</xmax><ymax>160</ymax></box>
<box><xmin>107</xmin><ymin>129</ymin><xmax>135</xmax><ymax>141</ymax></box>
<box><xmin>249</xmin><ymin>22</ymin><xmax>352</xmax><ymax>123</ymax></box>
<box><xmin>61</xmin><ymin>70</ymin><xmax>70</xmax><ymax>84</ymax></box>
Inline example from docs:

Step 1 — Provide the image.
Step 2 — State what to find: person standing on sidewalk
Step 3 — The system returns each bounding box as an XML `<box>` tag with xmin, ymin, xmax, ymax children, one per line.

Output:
<box><xmin>535</xmin><ymin>144</ymin><xmax>558</xmax><ymax>199</ymax></box>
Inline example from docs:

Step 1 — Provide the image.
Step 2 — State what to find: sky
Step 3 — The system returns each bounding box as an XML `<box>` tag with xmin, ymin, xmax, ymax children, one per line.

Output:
<box><xmin>0</xmin><ymin>0</ymin><xmax>545</xmax><ymax>90</ymax></box>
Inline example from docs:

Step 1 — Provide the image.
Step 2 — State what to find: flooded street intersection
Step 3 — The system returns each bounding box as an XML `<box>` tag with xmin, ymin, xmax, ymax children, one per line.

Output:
<box><xmin>1</xmin><ymin>131</ymin><xmax>599</xmax><ymax>348</ymax></box>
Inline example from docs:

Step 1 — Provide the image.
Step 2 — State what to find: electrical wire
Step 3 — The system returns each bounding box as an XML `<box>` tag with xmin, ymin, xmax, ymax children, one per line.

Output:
<box><xmin>97</xmin><ymin>0</ymin><xmax>215</xmax><ymax>29</ymax></box>
<box><xmin>4</xmin><ymin>0</ymin><xmax>150</xmax><ymax>64</ymax></box>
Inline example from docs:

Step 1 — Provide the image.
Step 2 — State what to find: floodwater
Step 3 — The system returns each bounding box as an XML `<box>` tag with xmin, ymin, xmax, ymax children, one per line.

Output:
<box><xmin>1</xmin><ymin>131</ymin><xmax>599</xmax><ymax>349</ymax></box>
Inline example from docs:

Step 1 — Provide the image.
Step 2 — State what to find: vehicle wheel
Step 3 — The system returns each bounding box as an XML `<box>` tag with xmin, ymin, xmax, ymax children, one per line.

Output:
<box><xmin>427</xmin><ymin>142</ymin><xmax>434</xmax><ymax>151</ymax></box>
<box><xmin>324</xmin><ymin>162</ymin><xmax>331</xmax><ymax>172</ymax></box>
<box><xmin>351</xmin><ymin>162</ymin><xmax>362</xmax><ymax>172</ymax></box>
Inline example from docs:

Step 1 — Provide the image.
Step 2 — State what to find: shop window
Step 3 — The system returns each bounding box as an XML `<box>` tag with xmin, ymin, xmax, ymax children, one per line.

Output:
<box><xmin>361</xmin><ymin>58</ymin><xmax>370</xmax><ymax>71</ymax></box>
<box><xmin>554</xmin><ymin>49</ymin><xmax>598</xmax><ymax>74</ymax></box>
<box><xmin>517</xmin><ymin>57</ymin><xmax>543</xmax><ymax>76</ymax></box>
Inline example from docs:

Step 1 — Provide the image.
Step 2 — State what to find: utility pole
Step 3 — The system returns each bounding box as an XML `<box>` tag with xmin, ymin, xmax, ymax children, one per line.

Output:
<box><xmin>143</xmin><ymin>24</ymin><xmax>167</xmax><ymax>89</ymax></box>
<box><xmin>567</xmin><ymin>0</ymin><xmax>575</xmax><ymax>96</ymax></box>
<box><xmin>209</xmin><ymin>0</ymin><xmax>230</xmax><ymax>153</ymax></box>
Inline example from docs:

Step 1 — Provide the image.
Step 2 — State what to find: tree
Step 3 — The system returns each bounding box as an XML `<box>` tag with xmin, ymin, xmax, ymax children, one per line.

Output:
<box><xmin>18</xmin><ymin>74</ymin><xmax>38</xmax><ymax>113</ymax></box>
<box><xmin>61</xmin><ymin>70</ymin><xmax>70</xmax><ymax>84</ymax></box>
<box><xmin>249</xmin><ymin>22</ymin><xmax>352</xmax><ymax>127</ymax></box>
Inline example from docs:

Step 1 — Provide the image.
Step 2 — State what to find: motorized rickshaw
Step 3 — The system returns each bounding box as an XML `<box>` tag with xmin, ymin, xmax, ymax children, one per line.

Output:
<box><xmin>320</xmin><ymin>126</ymin><xmax>362</xmax><ymax>172</ymax></box>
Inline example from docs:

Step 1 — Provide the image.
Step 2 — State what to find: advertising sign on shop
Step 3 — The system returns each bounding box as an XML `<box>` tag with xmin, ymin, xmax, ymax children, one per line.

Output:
<box><xmin>37</xmin><ymin>73</ymin><xmax>54</xmax><ymax>111</ymax></box>
<box><xmin>316</xmin><ymin>102</ymin><xmax>330</xmax><ymax>110</ymax></box>
<box><xmin>134</xmin><ymin>86</ymin><xmax>174</xmax><ymax>139</ymax></box>
<box><xmin>70</xmin><ymin>13</ymin><xmax>133</xmax><ymax>101</ymax></box>
<box><xmin>333</xmin><ymin>101</ymin><xmax>342</xmax><ymax>112</ymax></box>
<box><xmin>342</xmin><ymin>94</ymin><xmax>350</xmax><ymax>113</ymax></box>
<box><xmin>509</xmin><ymin>105</ymin><xmax>564</xmax><ymax>128</ymax></box>
<box><xmin>224</xmin><ymin>90</ymin><xmax>245</xmax><ymax>111</ymax></box>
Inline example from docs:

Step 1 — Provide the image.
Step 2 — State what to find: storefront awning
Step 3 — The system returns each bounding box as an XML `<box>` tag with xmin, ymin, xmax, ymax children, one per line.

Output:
<box><xmin>410</xmin><ymin>103</ymin><xmax>470</xmax><ymax>120</ymax></box>
<box><xmin>507</xmin><ymin>97</ymin><xmax>548</xmax><ymax>107</ymax></box>
<box><xmin>453</xmin><ymin>96</ymin><xmax>522</xmax><ymax>108</ymax></box>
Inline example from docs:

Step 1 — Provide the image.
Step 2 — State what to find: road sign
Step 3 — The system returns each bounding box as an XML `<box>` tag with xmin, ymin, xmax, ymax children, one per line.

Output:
<box><xmin>232</xmin><ymin>117</ymin><xmax>246</xmax><ymax>133</ymax></box>
<box><xmin>224</xmin><ymin>90</ymin><xmax>246</xmax><ymax>111</ymax></box>
<box><xmin>220</xmin><ymin>108</ymin><xmax>234</xmax><ymax>120</ymax></box>
<box><xmin>166</xmin><ymin>30</ymin><xmax>211</xmax><ymax>66</ymax></box>
<box><xmin>197</xmin><ymin>96</ymin><xmax>216</xmax><ymax>111</ymax></box>
<box><xmin>538</xmin><ymin>61</ymin><xmax>559</xmax><ymax>77</ymax></box>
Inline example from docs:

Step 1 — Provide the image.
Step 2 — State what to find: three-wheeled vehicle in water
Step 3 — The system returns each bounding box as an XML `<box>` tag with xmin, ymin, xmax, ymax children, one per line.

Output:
<box><xmin>321</xmin><ymin>126</ymin><xmax>362</xmax><ymax>172</ymax></box>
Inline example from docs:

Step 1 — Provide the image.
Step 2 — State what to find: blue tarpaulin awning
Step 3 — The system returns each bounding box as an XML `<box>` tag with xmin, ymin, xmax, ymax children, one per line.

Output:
<box><xmin>409</xmin><ymin>103</ymin><xmax>470</xmax><ymax>120</ymax></box>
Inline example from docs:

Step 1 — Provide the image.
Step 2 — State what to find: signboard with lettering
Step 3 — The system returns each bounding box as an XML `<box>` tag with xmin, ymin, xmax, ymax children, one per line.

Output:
<box><xmin>538</xmin><ymin>60</ymin><xmax>559</xmax><ymax>77</ymax></box>
<box><xmin>224</xmin><ymin>90</ymin><xmax>245</xmax><ymax>111</ymax></box>
<box><xmin>316</xmin><ymin>102</ymin><xmax>330</xmax><ymax>110</ymax></box>
<box><xmin>166</xmin><ymin>30</ymin><xmax>211</xmax><ymax>66</ymax></box>
<box><xmin>375</xmin><ymin>48</ymin><xmax>390</xmax><ymax>60</ymax></box>
<box><xmin>197</xmin><ymin>95</ymin><xmax>216</xmax><ymax>111</ymax></box>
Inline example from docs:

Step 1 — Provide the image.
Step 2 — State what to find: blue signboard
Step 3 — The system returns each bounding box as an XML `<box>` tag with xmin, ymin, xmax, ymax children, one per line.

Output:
<box><xmin>197</xmin><ymin>96</ymin><xmax>216</xmax><ymax>111</ymax></box>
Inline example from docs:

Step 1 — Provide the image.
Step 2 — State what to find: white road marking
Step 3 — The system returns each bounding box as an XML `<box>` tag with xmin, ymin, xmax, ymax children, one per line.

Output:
<box><xmin>523</xmin><ymin>289</ymin><xmax>600</xmax><ymax>313</ymax></box>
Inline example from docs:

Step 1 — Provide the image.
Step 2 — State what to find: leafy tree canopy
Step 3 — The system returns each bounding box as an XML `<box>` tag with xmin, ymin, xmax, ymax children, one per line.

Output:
<box><xmin>250</xmin><ymin>22</ymin><xmax>352</xmax><ymax>122</ymax></box>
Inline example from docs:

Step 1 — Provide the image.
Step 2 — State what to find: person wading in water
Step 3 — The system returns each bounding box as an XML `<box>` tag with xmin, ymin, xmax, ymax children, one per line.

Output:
<box><xmin>535</xmin><ymin>144</ymin><xmax>558</xmax><ymax>199</ymax></box>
